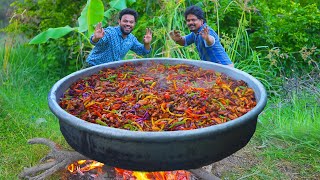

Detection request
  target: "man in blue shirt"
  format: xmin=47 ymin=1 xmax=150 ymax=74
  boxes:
xmin=86 ymin=8 xmax=152 ymax=66
xmin=170 ymin=6 xmax=234 ymax=67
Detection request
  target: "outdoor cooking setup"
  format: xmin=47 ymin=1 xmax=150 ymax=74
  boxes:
xmin=20 ymin=58 xmax=267 ymax=179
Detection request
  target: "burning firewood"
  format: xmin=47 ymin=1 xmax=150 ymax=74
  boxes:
xmin=18 ymin=138 xmax=91 ymax=180
xmin=19 ymin=138 xmax=220 ymax=180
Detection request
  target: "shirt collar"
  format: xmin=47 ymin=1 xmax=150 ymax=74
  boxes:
xmin=116 ymin=26 xmax=123 ymax=36
xmin=116 ymin=26 xmax=132 ymax=39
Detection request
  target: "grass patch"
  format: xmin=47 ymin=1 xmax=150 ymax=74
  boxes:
xmin=0 ymin=108 xmax=65 ymax=178
xmin=252 ymin=93 xmax=320 ymax=179
xmin=0 ymin=39 xmax=68 ymax=178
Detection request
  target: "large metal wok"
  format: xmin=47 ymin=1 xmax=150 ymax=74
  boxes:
xmin=48 ymin=58 xmax=267 ymax=171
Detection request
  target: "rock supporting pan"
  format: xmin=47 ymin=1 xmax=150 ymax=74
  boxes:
xmin=48 ymin=58 xmax=267 ymax=171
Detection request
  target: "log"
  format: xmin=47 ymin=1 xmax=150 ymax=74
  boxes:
xmin=19 ymin=138 xmax=221 ymax=180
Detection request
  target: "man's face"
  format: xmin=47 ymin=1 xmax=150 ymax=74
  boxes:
xmin=118 ymin=14 xmax=136 ymax=35
xmin=186 ymin=14 xmax=203 ymax=32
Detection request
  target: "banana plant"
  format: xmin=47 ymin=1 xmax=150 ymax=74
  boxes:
xmin=110 ymin=0 xmax=136 ymax=10
xmin=29 ymin=0 xmax=136 ymax=44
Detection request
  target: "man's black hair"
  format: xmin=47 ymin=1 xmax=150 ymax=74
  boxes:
xmin=119 ymin=8 xmax=138 ymax=22
xmin=184 ymin=5 xmax=206 ymax=23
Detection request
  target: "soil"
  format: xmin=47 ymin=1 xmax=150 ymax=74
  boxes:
xmin=204 ymin=144 xmax=261 ymax=178
xmin=205 ymin=142 xmax=320 ymax=180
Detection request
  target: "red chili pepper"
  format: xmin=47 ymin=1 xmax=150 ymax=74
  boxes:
xmin=112 ymin=104 xmax=121 ymax=110
xmin=141 ymin=76 xmax=154 ymax=80
xmin=93 ymin=110 xmax=102 ymax=118
xmin=164 ymin=92 xmax=170 ymax=100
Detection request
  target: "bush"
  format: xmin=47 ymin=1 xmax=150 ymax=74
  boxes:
xmin=3 ymin=0 xmax=88 ymax=75
xmin=251 ymin=1 xmax=320 ymax=53
xmin=5 ymin=0 xmax=86 ymax=37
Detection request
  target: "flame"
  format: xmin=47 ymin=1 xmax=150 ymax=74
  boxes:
xmin=115 ymin=167 xmax=191 ymax=180
xmin=67 ymin=160 xmax=104 ymax=174
xmin=67 ymin=160 xmax=191 ymax=180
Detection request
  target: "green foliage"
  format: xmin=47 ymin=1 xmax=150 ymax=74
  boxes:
xmin=235 ymin=50 xmax=283 ymax=95
xmin=2 ymin=0 xmax=88 ymax=74
xmin=0 ymin=0 xmax=15 ymax=28
xmin=251 ymin=1 xmax=320 ymax=52
xmin=6 ymin=0 xmax=86 ymax=37
xmin=78 ymin=0 xmax=104 ymax=36
xmin=29 ymin=26 xmax=75 ymax=44
xmin=0 ymin=37 xmax=60 ymax=88
xmin=110 ymin=0 xmax=136 ymax=10
xmin=29 ymin=0 xmax=105 ymax=44
xmin=248 ymin=1 xmax=320 ymax=78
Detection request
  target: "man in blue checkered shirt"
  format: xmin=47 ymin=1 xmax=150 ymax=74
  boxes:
xmin=86 ymin=8 xmax=152 ymax=66
xmin=170 ymin=6 xmax=234 ymax=67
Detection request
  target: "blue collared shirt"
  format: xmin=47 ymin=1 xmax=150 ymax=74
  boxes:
xmin=184 ymin=23 xmax=232 ymax=65
xmin=86 ymin=26 xmax=151 ymax=66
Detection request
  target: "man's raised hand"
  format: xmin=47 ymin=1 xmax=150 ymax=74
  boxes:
xmin=143 ymin=28 xmax=152 ymax=44
xmin=200 ymin=26 xmax=214 ymax=46
xmin=93 ymin=22 xmax=105 ymax=42
xmin=199 ymin=26 xmax=210 ymax=40
xmin=169 ymin=30 xmax=182 ymax=42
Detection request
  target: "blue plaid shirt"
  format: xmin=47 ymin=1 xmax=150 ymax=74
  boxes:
xmin=86 ymin=26 xmax=151 ymax=66
xmin=184 ymin=23 xmax=232 ymax=65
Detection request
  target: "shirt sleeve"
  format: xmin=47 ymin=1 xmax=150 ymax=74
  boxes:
xmin=209 ymin=29 xmax=232 ymax=65
xmin=209 ymin=29 xmax=220 ymax=45
xmin=203 ymin=35 xmax=215 ymax=47
xmin=130 ymin=36 xmax=151 ymax=55
xmin=184 ymin=33 xmax=195 ymax=46
xmin=89 ymin=28 xmax=110 ymax=46
xmin=90 ymin=35 xmax=100 ymax=45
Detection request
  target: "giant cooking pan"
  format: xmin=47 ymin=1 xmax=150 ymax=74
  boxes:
xmin=48 ymin=58 xmax=267 ymax=171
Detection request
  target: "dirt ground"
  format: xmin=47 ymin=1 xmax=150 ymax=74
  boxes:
xmin=211 ymin=149 xmax=258 ymax=176
xmin=202 ymin=145 xmax=261 ymax=179
xmin=203 ymin=143 xmax=319 ymax=180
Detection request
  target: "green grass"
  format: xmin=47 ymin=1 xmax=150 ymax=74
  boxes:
xmin=216 ymin=92 xmax=319 ymax=180
xmin=0 ymin=40 xmax=68 ymax=179
xmin=1 ymin=39 xmax=319 ymax=179
xmin=252 ymin=94 xmax=320 ymax=179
